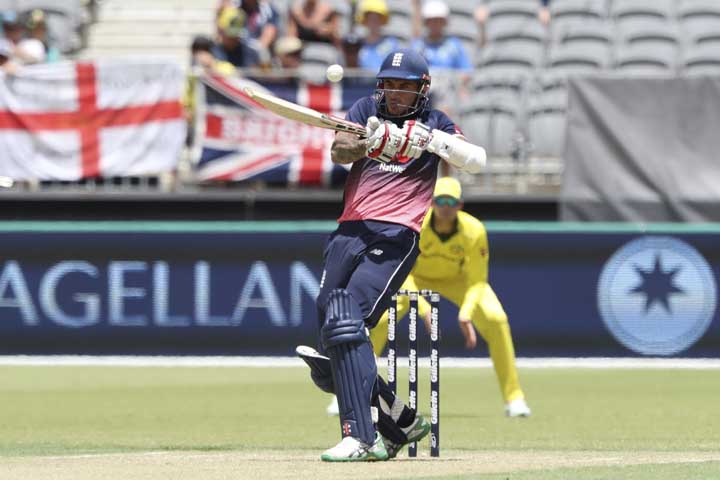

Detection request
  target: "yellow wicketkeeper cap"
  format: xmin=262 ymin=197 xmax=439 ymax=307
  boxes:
xmin=433 ymin=177 xmax=462 ymax=200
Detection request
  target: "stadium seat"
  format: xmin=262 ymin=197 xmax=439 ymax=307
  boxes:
xmin=678 ymin=0 xmax=720 ymax=34
xmin=486 ymin=18 xmax=546 ymax=43
xmin=555 ymin=22 xmax=614 ymax=46
xmin=619 ymin=26 xmax=681 ymax=65
xmin=553 ymin=23 xmax=613 ymax=65
xmin=383 ymin=14 xmax=413 ymax=41
xmin=461 ymin=39 xmax=478 ymax=64
xmin=690 ymin=30 xmax=720 ymax=49
xmin=484 ymin=22 xmax=546 ymax=64
xmin=611 ymin=0 xmax=675 ymax=33
xmin=459 ymin=97 xmax=523 ymax=158
xmin=478 ymin=43 xmax=541 ymax=77
xmin=615 ymin=46 xmax=676 ymax=75
xmin=526 ymin=98 xmax=566 ymax=159
xmin=532 ymin=70 xmax=570 ymax=105
xmin=549 ymin=0 xmax=607 ymax=42
xmin=301 ymin=42 xmax=340 ymax=66
xmin=385 ymin=0 xmax=413 ymax=19
xmin=682 ymin=44 xmax=720 ymax=75
xmin=446 ymin=0 xmax=477 ymax=19
xmin=447 ymin=14 xmax=480 ymax=47
xmin=547 ymin=42 xmax=611 ymax=73
xmin=471 ymin=70 xmax=527 ymax=105
xmin=483 ymin=0 xmax=540 ymax=3
xmin=485 ymin=1 xmax=540 ymax=40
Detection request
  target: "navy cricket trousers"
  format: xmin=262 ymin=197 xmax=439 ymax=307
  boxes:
xmin=316 ymin=220 xmax=420 ymax=334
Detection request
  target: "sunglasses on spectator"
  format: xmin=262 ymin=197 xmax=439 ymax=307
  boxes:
xmin=434 ymin=196 xmax=459 ymax=207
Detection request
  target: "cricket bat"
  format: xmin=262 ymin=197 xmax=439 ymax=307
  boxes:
xmin=243 ymin=87 xmax=367 ymax=138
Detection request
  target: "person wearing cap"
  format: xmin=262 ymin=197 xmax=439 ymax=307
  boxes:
xmin=355 ymin=0 xmax=400 ymax=71
xmin=300 ymin=49 xmax=486 ymax=462
xmin=273 ymin=36 xmax=303 ymax=69
xmin=212 ymin=8 xmax=261 ymax=67
xmin=369 ymin=177 xmax=532 ymax=418
xmin=217 ymin=0 xmax=279 ymax=50
xmin=410 ymin=0 xmax=473 ymax=73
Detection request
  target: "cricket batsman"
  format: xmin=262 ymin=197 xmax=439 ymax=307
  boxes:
xmin=297 ymin=49 xmax=487 ymax=462
xmin=369 ymin=177 xmax=531 ymax=417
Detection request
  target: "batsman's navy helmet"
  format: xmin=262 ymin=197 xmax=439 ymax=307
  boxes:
xmin=375 ymin=48 xmax=431 ymax=119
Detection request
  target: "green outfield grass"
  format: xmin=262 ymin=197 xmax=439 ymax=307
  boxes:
xmin=1 ymin=365 xmax=719 ymax=479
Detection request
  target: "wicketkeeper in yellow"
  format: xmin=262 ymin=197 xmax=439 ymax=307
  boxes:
xmin=370 ymin=176 xmax=531 ymax=417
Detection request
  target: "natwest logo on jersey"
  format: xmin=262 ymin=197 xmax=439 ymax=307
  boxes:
xmin=378 ymin=163 xmax=405 ymax=173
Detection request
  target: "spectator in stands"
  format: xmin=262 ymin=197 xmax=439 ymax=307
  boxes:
xmin=16 ymin=10 xmax=60 ymax=64
xmin=341 ymin=32 xmax=363 ymax=69
xmin=287 ymin=0 xmax=341 ymax=48
xmin=193 ymin=35 xmax=237 ymax=76
xmin=273 ymin=36 xmax=303 ymax=70
xmin=184 ymin=36 xmax=238 ymax=146
xmin=217 ymin=0 xmax=280 ymax=64
xmin=356 ymin=0 xmax=400 ymax=71
xmin=212 ymin=8 xmax=261 ymax=68
xmin=2 ymin=12 xmax=24 ymax=47
xmin=411 ymin=1 xmax=472 ymax=73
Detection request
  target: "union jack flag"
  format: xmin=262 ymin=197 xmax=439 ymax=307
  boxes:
xmin=194 ymin=73 xmax=374 ymax=187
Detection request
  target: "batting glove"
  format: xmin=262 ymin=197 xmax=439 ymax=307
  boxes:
xmin=365 ymin=116 xmax=404 ymax=163
xmin=398 ymin=120 xmax=432 ymax=160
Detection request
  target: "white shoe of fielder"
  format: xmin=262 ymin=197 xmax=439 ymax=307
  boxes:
xmin=326 ymin=395 xmax=339 ymax=416
xmin=505 ymin=398 xmax=531 ymax=418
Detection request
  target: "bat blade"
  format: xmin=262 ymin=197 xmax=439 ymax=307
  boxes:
xmin=243 ymin=87 xmax=366 ymax=137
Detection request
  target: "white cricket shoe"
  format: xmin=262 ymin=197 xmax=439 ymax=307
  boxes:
xmin=505 ymin=398 xmax=531 ymax=417
xmin=321 ymin=432 xmax=389 ymax=462
xmin=326 ymin=395 xmax=339 ymax=416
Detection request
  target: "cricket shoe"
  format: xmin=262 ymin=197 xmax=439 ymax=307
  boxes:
xmin=320 ymin=432 xmax=389 ymax=462
xmin=383 ymin=413 xmax=431 ymax=459
xmin=505 ymin=398 xmax=531 ymax=418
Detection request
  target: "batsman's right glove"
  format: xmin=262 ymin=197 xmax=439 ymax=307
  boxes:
xmin=366 ymin=116 xmax=403 ymax=163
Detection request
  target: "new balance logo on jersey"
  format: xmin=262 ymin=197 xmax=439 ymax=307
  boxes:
xmin=392 ymin=53 xmax=403 ymax=66
xmin=379 ymin=163 xmax=405 ymax=173
xmin=369 ymin=249 xmax=383 ymax=256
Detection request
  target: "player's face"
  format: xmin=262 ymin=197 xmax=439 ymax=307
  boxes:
xmin=425 ymin=17 xmax=447 ymax=38
xmin=383 ymin=79 xmax=420 ymax=116
xmin=433 ymin=196 xmax=462 ymax=221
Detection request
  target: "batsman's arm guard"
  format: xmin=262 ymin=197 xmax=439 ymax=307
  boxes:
xmin=427 ymin=130 xmax=486 ymax=174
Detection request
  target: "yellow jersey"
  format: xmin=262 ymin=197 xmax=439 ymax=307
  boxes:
xmin=412 ymin=209 xmax=490 ymax=318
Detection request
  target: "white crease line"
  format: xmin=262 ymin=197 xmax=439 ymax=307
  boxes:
xmin=0 ymin=356 xmax=719 ymax=369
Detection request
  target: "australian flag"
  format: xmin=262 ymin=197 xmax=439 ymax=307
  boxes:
xmin=195 ymin=73 xmax=374 ymax=186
